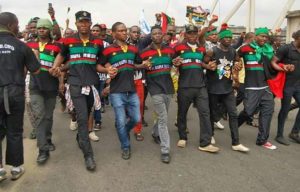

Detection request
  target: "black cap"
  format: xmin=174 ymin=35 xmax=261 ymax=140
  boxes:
xmin=75 ymin=11 xmax=91 ymax=21
xmin=185 ymin=25 xmax=198 ymax=33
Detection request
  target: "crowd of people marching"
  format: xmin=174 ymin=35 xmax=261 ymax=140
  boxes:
xmin=0 ymin=4 xmax=299 ymax=182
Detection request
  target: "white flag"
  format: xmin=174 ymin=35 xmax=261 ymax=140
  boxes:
xmin=139 ymin=9 xmax=151 ymax=34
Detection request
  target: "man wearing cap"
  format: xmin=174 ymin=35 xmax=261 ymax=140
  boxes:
xmin=50 ymin=11 xmax=104 ymax=171
xmin=205 ymin=24 xmax=249 ymax=152
xmin=0 ymin=12 xmax=40 ymax=181
xmin=238 ymin=27 xmax=277 ymax=150
xmin=27 ymin=18 xmax=61 ymax=164
xmin=99 ymin=24 xmax=113 ymax=44
xmin=174 ymin=25 xmax=219 ymax=153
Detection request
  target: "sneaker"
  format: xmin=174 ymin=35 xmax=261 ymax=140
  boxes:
xmin=211 ymin=137 xmax=216 ymax=145
xmin=275 ymin=136 xmax=290 ymax=146
xmin=94 ymin=123 xmax=102 ymax=131
xmin=48 ymin=139 xmax=56 ymax=151
xmin=122 ymin=149 xmax=131 ymax=160
xmin=29 ymin=129 xmax=36 ymax=139
xmin=177 ymin=140 xmax=186 ymax=148
xmin=198 ymin=144 xmax=220 ymax=153
xmin=0 ymin=169 xmax=7 ymax=182
xmin=70 ymin=120 xmax=78 ymax=131
xmin=289 ymin=133 xmax=300 ymax=143
xmin=11 ymin=167 xmax=25 ymax=180
xmin=89 ymin=131 xmax=99 ymax=142
xmin=214 ymin=121 xmax=224 ymax=130
xmin=262 ymin=142 xmax=277 ymax=150
xmin=232 ymin=144 xmax=250 ymax=152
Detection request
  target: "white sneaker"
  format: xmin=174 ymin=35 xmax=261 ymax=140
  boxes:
xmin=214 ymin=121 xmax=224 ymax=129
xmin=0 ymin=168 xmax=7 ymax=182
xmin=177 ymin=140 xmax=187 ymax=148
xmin=89 ymin=131 xmax=99 ymax=142
xmin=232 ymin=144 xmax=250 ymax=152
xmin=198 ymin=144 xmax=220 ymax=153
xmin=70 ymin=120 xmax=78 ymax=131
xmin=211 ymin=137 xmax=216 ymax=145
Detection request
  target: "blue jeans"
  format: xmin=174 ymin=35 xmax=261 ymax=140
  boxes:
xmin=110 ymin=92 xmax=140 ymax=150
xmin=94 ymin=80 xmax=106 ymax=124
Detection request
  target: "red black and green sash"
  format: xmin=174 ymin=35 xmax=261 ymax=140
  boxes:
xmin=239 ymin=45 xmax=264 ymax=71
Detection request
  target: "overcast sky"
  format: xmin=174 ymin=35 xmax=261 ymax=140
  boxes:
xmin=1 ymin=0 xmax=299 ymax=30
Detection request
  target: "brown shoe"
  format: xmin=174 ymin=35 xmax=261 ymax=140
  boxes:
xmin=134 ymin=133 xmax=144 ymax=141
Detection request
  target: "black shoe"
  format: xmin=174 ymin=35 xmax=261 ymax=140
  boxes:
xmin=48 ymin=140 xmax=56 ymax=151
xmin=275 ymin=136 xmax=290 ymax=145
xmin=152 ymin=134 xmax=161 ymax=144
xmin=85 ymin=156 xmax=96 ymax=171
xmin=161 ymin=153 xmax=170 ymax=164
xmin=122 ymin=149 xmax=131 ymax=160
xmin=94 ymin=123 xmax=102 ymax=131
xmin=37 ymin=150 xmax=49 ymax=164
xmin=289 ymin=133 xmax=300 ymax=143
xmin=142 ymin=119 xmax=148 ymax=127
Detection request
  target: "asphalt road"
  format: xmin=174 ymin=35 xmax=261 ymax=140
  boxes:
xmin=1 ymin=97 xmax=300 ymax=192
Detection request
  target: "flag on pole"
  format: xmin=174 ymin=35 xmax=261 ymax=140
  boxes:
xmin=139 ymin=9 xmax=151 ymax=34
xmin=161 ymin=12 xmax=173 ymax=33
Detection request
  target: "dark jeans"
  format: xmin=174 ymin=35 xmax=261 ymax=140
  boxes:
xmin=70 ymin=85 xmax=94 ymax=159
xmin=177 ymin=87 xmax=212 ymax=147
xmin=30 ymin=89 xmax=56 ymax=151
xmin=238 ymin=88 xmax=274 ymax=145
xmin=277 ymin=85 xmax=300 ymax=136
xmin=94 ymin=80 xmax=106 ymax=124
xmin=0 ymin=85 xmax=25 ymax=167
xmin=209 ymin=92 xmax=239 ymax=145
xmin=236 ymin=83 xmax=245 ymax=107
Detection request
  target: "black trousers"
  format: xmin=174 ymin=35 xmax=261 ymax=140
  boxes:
xmin=238 ymin=88 xmax=274 ymax=145
xmin=209 ymin=92 xmax=239 ymax=145
xmin=177 ymin=87 xmax=212 ymax=147
xmin=0 ymin=85 xmax=25 ymax=167
xmin=277 ymin=85 xmax=300 ymax=137
xmin=70 ymin=85 xmax=94 ymax=159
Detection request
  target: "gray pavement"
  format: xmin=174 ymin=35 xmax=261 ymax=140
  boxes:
xmin=1 ymin=97 xmax=300 ymax=192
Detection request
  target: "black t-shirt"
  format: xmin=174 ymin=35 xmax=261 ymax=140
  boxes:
xmin=140 ymin=44 xmax=175 ymax=95
xmin=100 ymin=43 xmax=140 ymax=93
xmin=0 ymin=32 xmax=40 ymax=87
xmin=206 ymin=46 xmax=236 ymax=94
xmin=60 ymin=33 xmax=104 ymax=86
xmin=27 ymin=40 xmax=61 ymax=92
xmin=174 ymin=42 xmax=206 ymax=88
xmin=276 ymin=43 xmax=300 ymax=86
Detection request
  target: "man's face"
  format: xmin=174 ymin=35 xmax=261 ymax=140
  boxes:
xmin=167 ymin=25 xmax=176 ymax=37
xmin=37 ymin=27 xmax=50 ymax=39
xmin=151 ymin=28 xmax=163 ymax=44
xmin=28 ymin=22 xmax=37 ymax=35
xmin=64 ymin=29 xmax=74 ymax=38
xmin=220 ymin=37 xmax=232 ymax=47
xmin=256 ymin=34 xmax=268 ymax=46
xmin=207 ymin=33 xmax=218 ymax=43
xmin=130 ymin=26 xmax=140 ymax=41
xmin=100 ymin=28 xmax=107 ymax=36
xmin=75 ymin=19 xmax=92 ymax=35
xmin=91 ymin=26 xmax=101 ymax=37
xmin=113 ymin=24 xmax=127 ymax=42
xmin=185 ymin=31 xmax=198 ymax=44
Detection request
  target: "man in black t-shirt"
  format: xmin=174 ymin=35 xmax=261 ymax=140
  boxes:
xmin=205 ymin=26 xmax=249 ymax=152
xmin=272 ymin=30 xmax=300 ymax=145
xmin=0 ymin=12 xmax=40 ymax=181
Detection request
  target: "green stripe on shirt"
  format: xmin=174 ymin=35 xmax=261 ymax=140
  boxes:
xmin=39 ymin=52 xmax=55 ymax=63
xmin=109 ymin=52 xmax=135 ymax=64
xmin=151 ymin=56 xmax=172 ymax=66
xmin=69 ymin=46 xmax=99 ymax=55
xmin=181 ymin=52 xmax=203 ymax=60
